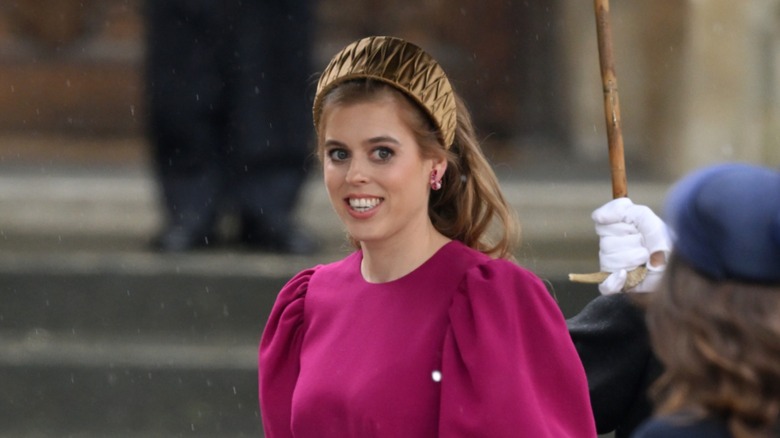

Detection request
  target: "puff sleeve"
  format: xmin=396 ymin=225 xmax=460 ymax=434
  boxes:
xmin=439 ymin=260 xmax=597 ymax=437
xmin=258 ymin=267 xmax=317 ymax=438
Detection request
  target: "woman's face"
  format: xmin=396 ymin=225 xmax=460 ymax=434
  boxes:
xmin=320 ymin=96 xmax=445 ymax=247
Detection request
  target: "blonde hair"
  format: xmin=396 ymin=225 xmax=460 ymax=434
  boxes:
xmin=316 ymin=80 xmax=519 ymax=259
xmin=647 ymin=257 xmax=780 ymax=438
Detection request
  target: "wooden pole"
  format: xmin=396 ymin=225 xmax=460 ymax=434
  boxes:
xmin=569 ymin=0 xmax=649 ymax=286
xmin=594 ymin=0 xmax=627 ymax=199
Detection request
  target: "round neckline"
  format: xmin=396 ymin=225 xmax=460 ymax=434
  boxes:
xmin=357 ymin=240 xmax=460 ymax=286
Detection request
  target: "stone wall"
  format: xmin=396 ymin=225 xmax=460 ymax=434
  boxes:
xmin=0 ymin=0 xmax=143 ymax=135
xmin=1 ymin=0 xmax=778 ymax=178
xmin=561 ymin=0 xmax=780 ymax=178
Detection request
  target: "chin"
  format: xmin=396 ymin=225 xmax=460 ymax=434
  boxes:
xmin=346 ymin=231 xmax=380 ymax=244
xmin=346 ymin=225 xmax=392 ymax=245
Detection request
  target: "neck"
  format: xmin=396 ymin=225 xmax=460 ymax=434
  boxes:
xmin=360 ymin=223 xmax=450 ymax=283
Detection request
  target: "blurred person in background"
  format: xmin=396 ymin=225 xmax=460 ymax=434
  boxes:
xmin=571 ymin=163 xmax=780 ymax=438
xmin=143 ymin=0 xmax=317 ymax=254
xmin=633 ymin=163 xmax=780 ymax=437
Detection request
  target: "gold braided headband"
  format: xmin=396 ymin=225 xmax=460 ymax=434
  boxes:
xmin=313 ymin=36 xmax=457 ymax=149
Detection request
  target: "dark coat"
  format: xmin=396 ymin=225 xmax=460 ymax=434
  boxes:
xmin=568 ymin=293 xmax=663 ymax=438
xmin=632 ymin=414 xmax=732 ymax=438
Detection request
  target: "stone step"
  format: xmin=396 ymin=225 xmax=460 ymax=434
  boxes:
xmin=0 ymin=260 xmax=275 ymax=437
xmin=0 ymin=163 xmax=669 ymax=266
xmin=2 ymin=362 xmax=261 ymax=437
xmin=0 ymin=264 xmax=282 ymax=339
xmin=0 ymin=252 xmax=601 ymax=336
xmin=0 ymin=151 xmax=666 ymax=436
xmin=0 ymin=251 xmax=601 ymax=437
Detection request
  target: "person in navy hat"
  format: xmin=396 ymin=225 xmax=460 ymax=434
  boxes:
xmin=569 ymin=162 xmax=780 ymax=437
xmin=627 ymin=163 xmax=780 ymax=437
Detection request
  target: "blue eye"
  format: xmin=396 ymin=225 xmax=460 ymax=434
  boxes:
xmin=372 ymin=147 xmax=393 ymax=161
xmin=327 ymin=148 xmax=349 ymax=162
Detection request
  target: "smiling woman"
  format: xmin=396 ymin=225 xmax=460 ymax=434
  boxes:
xmin=320 ymin=95 xmax=445 ymax=272
xmin=257 ymin=36 xmax=597 ymax=438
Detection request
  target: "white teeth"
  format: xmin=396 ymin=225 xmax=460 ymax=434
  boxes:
xmin=349 ymin=198 xmax=381 ymax=212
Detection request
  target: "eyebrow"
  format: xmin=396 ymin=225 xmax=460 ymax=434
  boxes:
xmin=323 ymin=139 xmax=346 ymax=148
xmin=323 ymin=136 xmax=401 ymax=148
xmin=366 ymin=135 xmax=400 ymax=145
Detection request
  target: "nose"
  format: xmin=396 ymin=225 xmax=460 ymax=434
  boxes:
xmin=345 ymin=158 xmax=369 ymax=184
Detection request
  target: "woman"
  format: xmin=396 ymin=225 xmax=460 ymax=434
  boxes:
xmin=633 ymin=163 xmax=780 ymax=437
xmin=258 ymin=36 xmax=596 ymax=437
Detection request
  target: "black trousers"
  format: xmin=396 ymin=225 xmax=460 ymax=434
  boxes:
xmin=144 ymin=0 xmax=314 ymax=236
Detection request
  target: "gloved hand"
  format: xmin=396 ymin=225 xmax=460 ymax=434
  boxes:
xmin=592 ymin=198 xmax=671 ymax=295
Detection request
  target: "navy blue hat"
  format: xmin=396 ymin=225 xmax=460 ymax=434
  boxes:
xmin=664 ymin=163 xmax=780 ymax=284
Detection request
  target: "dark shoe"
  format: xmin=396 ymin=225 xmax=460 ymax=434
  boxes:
xmin=152 ymin=226 xmax=216 ymax=252
xmin=265 ymin=228 xmax=320 ymax=255
xmin=241 ymin=223 xmax=319 ymax=255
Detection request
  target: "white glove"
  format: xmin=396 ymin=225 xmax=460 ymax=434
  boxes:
xmin=592 ymin=198 xmax=671 ymax=295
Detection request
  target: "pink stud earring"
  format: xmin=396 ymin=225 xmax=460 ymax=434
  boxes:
xmin=430 ymin=170 xmax=442 ymax=191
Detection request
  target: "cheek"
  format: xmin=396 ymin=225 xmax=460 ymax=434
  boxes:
xmin=395 ymin=170 xmax=430 ymax=202
xmin=323 ymin=166 xmax=341 ymax=196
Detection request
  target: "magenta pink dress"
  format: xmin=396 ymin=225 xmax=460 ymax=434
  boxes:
xmin=259 ymin=240 xmax=596 ymax=437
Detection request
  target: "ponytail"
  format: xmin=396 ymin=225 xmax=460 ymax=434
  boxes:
xmin=429 ymin=94 xmax=519 ymax=259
